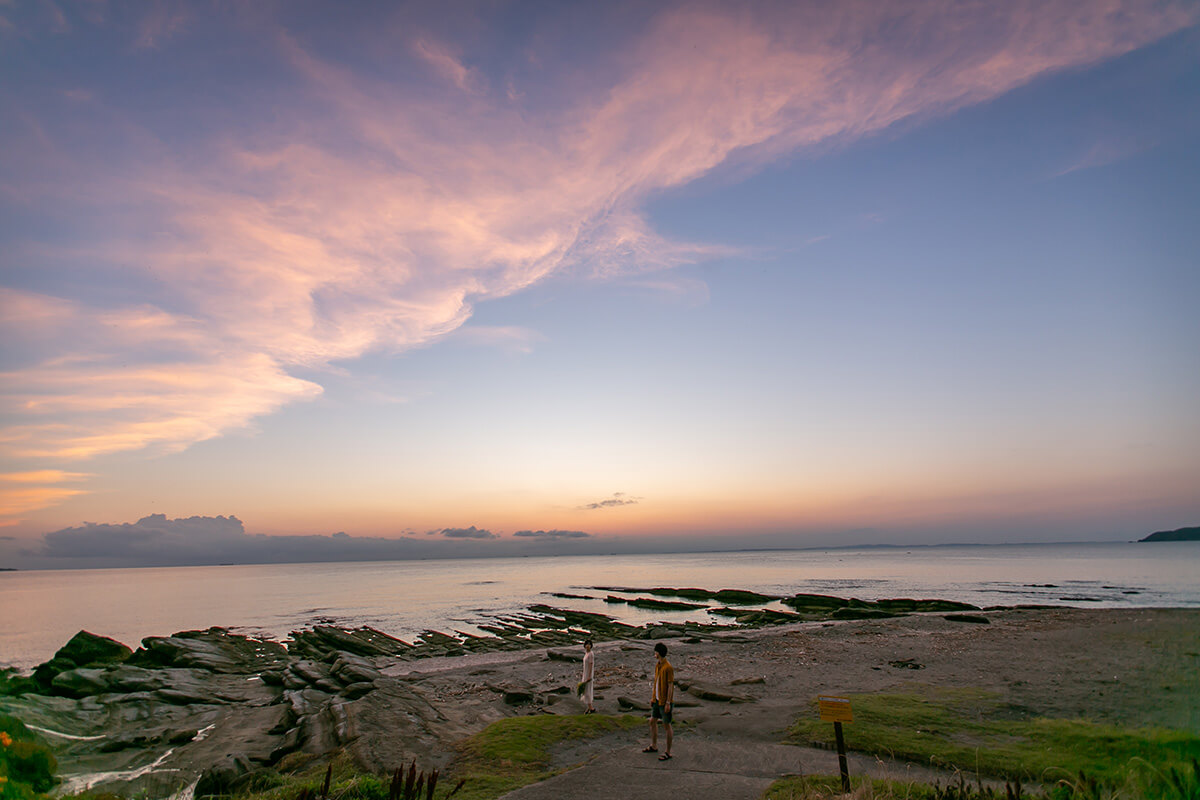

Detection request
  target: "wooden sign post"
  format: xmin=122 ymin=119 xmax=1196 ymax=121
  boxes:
xmin=817 ymin=695 xmax=853 ymax=792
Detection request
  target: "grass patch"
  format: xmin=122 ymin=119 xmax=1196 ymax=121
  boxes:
xmin=788 ymin=687 xmax=1200 ymax=789
xmin=449 ymin=713 xmax=642 ymax=800
xmin=764 ymin=774 xmax=986 ymax=799
xmin=766 ymin=761 xmax=1200 ymax=799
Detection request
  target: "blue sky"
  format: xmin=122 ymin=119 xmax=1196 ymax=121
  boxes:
xmin=1 ymin=1 xmax=1198 ymax=567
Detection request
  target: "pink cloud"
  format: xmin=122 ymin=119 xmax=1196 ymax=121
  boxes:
xmin=412 ymin=36 xmax=483 ymax=93
xmin=0 ymin=469 xmax=89 ymax=525
xmin=0 ymin=0 xmax=1193 ymax=519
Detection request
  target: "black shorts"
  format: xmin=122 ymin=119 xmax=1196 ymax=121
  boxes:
xmin=651 ymin=702 xmax=673 ymax=724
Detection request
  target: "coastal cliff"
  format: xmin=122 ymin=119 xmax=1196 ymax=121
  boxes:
xmin=1140 ymin=526 xmax=1200 ymax=542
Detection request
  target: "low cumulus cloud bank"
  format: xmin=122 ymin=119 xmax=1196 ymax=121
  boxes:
xmin=431 ymin=526 xmax=498 ymax=540
xmin=513 ymin=529 xmax=591 ymax=539
xmin=29 ymin=515 xmax=594 ymax=567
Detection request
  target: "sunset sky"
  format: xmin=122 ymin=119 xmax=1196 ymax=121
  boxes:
xmin=2 ymin=0 xmax=1198 ymax=567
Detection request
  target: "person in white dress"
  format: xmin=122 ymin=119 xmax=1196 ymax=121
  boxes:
xmin=581 ymin=639 xmax=596 ymax=713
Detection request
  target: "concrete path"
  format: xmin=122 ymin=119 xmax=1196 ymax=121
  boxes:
xmin=500 ymin=740 xmax=959 ymax=800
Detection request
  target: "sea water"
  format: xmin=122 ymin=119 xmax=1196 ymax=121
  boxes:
xmin=3 ymin=541 xmax=1197 ymax=671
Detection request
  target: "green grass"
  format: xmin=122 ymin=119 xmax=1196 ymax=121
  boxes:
xmin=449 ymin=713 xmax=643 ymax=800
xmin=787 ymin=687 xmax=1200 ymax=789
xmin=766 ymin=762 xmax=1200 ymax=799
xmin=764 ymin=774 xmax=975 ymax=799
xmin=2 ymin=714 xmax=58 ymax=800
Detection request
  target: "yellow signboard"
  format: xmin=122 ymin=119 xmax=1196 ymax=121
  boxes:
xmin=818 ymin=695 xmax=853 ymax=723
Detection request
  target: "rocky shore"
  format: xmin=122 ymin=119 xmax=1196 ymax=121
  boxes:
xmin=2 ymin=590 xmax=1195 ymax=799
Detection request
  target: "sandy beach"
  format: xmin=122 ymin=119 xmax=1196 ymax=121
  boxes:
xmin=390 ymin=605 xmax=1200 ymax=748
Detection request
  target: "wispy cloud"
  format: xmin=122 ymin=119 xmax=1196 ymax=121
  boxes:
xmin=135 ymin=0 xmax=189 ymax=50
xmin=450 ymin=325 xmax=546 ymax=355
xmin=0 ymin=470 xmax=89 ymax=525
xmin=412 ymin=36 xmax=483 ymax=93
xmin=579 ymin=492 xmax=640 ymax=511
xmin=1054 ymin=137 xmax=1149 ymax=177
xmin=1 ymin=0 xmax=1193 ymax=520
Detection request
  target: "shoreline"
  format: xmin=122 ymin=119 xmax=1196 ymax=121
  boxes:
xmin=2 ymin=598 xmax=1198 ymax=798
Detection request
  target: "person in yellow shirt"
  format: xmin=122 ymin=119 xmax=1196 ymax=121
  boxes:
xmin=643 ymin=642 xmax=674 ymax=760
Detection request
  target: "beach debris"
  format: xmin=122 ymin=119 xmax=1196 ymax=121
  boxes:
xmin=731 ymin=676 xmax=766 ymax=685
xmin=888 ymin=658 xmax=925 ymax=670
xmin=617 ymin=696 xmax=650 ymax=711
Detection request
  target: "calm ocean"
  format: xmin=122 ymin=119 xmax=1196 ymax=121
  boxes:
xmin=3 ymin=541 xmax=1197 ymax=672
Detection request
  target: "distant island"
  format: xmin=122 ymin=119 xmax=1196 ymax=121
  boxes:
xmin=1140 ymin=526 xmax=1200 ymax=542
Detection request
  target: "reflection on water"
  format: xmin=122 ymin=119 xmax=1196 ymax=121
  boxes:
xmin=3 ymin=541 xmax=1197 ymax=671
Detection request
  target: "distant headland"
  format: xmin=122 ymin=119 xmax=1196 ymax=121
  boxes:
xmin=1140 ymin=526 xmax=1200 ymax=542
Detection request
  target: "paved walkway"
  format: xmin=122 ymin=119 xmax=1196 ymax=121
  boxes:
xmin=501 ymin=740 xmax=959 ymax=800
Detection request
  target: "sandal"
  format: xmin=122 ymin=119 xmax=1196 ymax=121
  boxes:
xmin=658 ymin=753 xmax=672 ymax=761
xmin=642 ymin=746 xmax=657 ymax=753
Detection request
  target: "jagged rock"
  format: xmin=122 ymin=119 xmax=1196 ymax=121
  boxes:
xmin=156 ymin=687 xmax=222 ymax=705
xmin=782 ymin=593 xmax=851 ymax=610
xmin=289 ymin=660 xmax=331 ymax=686
xmin=712 ymin=589 xmax=780 ymax=605
xmin=297 ymin=698 xmax=351 ymax=753
xmin=339 ymin=681 xmax=376 ymax=699
xmin=288 ymin=626 xmax=411 ymax=660
xmin=50 ymin=667 xmax=111 ymax=697
xmin=195 ymin=752 xmax=254 ymax=798
xmin=626 ymin=597 xmax=706 ymax=611
xmin=269 ymin=727 xmax=302 ymax=763
xmin=260 ymin=670 xmax=285 ymax=686
xmin=639 ymin=626 xmax=677 ymax=640
xmin=330 ymin=654 xmax=383 ymax=685
xmin=282 ymin=688 xmax=332 ymax=718
xmin=618 ymin=696 xmax=650 ymax=711
xmin=682 ymin=680 xmax=757 ymax=703
xmin=503 ymin=690 xmax=535 ymax=705
xmin=166 ymin=728 xmax=198 ymax=744
xmin=876 ymin=598 xmax=979 ymax=613
xmin=707 ymin=608 xmax=801 ymax=626
xmin=944 ymin=614 xmax=990 ymax=624
xmin=130 ymin=628 xmax=288 ymax=673
xmin=99 ymin=731 xmax=155 ymax=752
xmin=546 ymin=649 xmax=583 ymax=663
xmin=106 ymin=665 xmax=166 ymax=693
xmin=32 ymin=631 xmax=132 ymax=688
xmin=281 ymin=671 xmax=308 ymax=690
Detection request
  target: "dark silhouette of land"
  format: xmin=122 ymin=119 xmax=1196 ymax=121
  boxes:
xmin=1140 ymin=526 xmax=1200 ymax=542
